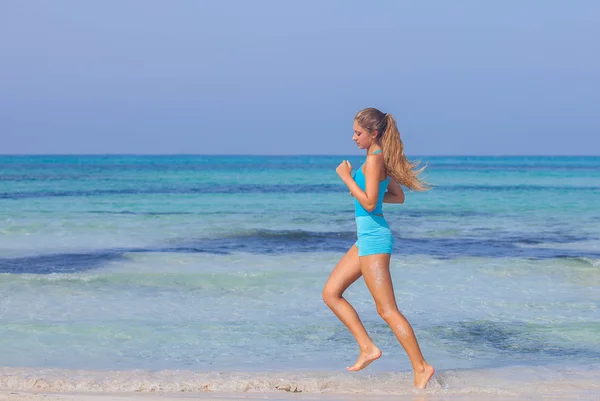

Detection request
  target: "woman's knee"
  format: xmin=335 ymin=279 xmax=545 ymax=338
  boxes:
xmin=322 ymin=286 xmax=342 ymax=307
xmin=376 ymin=303 xmax=398 ymax=322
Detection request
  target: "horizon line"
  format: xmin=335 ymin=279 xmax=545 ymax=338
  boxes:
xmin=0 ymin=153 xmax=599 ymax=158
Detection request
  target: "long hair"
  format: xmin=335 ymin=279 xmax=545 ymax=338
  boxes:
xmin=355 ymin=107 xmax=430 ymax=191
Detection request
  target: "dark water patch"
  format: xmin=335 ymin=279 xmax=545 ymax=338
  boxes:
xmin=166 ymin=232 xmax=595 ymax=258
xmin=0 ymin=174 xmax=47 ymax=181
xmin=2 ymin=228 xmax=598 ymax=275
xmin=0 ymin=189 xmax=160 ymax=200
xmin=436 ymin=185 xmax=600 ymax=192
xmin=0 ymin=155 xmax=353 ymax=172
xmin=1 ymin=163 xmax=314 ymax=173
xmin=0 ymin=174 xmax=94 ymax=181
xmin=82 ymin=209 xmax=490 ymax=219
xmin=0 ymin=252 xmax=128 ymax=274
xmin=167 ymin=230 xmax=357 ymax=255
xmin=3 ymin=183 xmax=598 ymax=200
xmin=432 ymin=320 xmax=600 ymax=360
xmin=155 ymin=229 xmax=598 ymax=259
xmin=401 ymin=210 xmax=491 ymax=218
xmin=0 ymin=230 xmax=355 ymax=274
xmin=169 ymin=222 xmax=592 ymax=259
xmin=390 ymin=235 xmax=600 ymax=260
xmin=0 ymin=245 xmax=232 ymax=274
xmin=0 ymin=230 xmax=358 ymax=274
xmin=507 ymin=232 xmax=590 ymax=245
xmin=87 ymin=210 xmax=195 ymax=216
xmin=161 ymin=229 xmax=599 ymax=259
xmin=0 ymin=184 xmax=347 ymax=199
xmin=427 ymin=163 xmax=600 ymax=172
xmin=3 ymin=243 xmax=600 ymax=276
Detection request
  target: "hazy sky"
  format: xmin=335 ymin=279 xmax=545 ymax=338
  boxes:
xmin=1 ymin=1 xmax=598 ymax=155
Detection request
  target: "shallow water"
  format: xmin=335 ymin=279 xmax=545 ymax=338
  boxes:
xmin=1 ymin=156 xmax=599 ymax=394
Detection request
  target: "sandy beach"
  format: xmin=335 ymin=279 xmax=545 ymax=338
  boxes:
xmin=2 ymin=390 xmax=598 ymax=401
xmin=1 ymin=365 xmax=599 ymax=401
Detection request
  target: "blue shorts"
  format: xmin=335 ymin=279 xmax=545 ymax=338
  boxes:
xmin=354 ymin=215 xmax=394 ymax=256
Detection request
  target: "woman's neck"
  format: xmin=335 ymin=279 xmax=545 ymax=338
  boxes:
xmin=367 ymin=144 xmax=382 ymax=155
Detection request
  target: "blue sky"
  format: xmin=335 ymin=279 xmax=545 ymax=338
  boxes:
xmin=1 ymin=1 xmax=598 ymax=155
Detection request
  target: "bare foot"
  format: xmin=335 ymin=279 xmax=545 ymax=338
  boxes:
xmin=346 ymin=346 xmax=382 ymax=372
xmin=414 ymin=364 xmax=435 ymax=389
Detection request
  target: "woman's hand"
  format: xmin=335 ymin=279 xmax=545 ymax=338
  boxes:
xmin=336 ymin=160 xmax=352 ymax=180
xmin=383 ymin=179 xmax=405 ymax=204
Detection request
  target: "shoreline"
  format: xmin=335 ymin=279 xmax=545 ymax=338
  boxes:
xmin=1 ymin=390 xmax=597 ymax=401
xmin=1 ymin=366 xmax=599 ymax=401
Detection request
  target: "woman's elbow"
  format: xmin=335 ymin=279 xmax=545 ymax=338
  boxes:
xmin=364 ymin=203 xmax=376 ymax=212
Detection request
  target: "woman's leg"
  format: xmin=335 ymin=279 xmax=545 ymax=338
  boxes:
xmin=359 ymin=253 xmax=435 ymax=388
xmin=322 ymin=244 xmax=382 ymax=371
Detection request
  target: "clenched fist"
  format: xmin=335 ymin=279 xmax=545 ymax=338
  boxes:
xmin=336 ymin=160 xmax=352 ymax=180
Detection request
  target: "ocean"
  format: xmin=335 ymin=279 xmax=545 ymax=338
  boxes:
xmin=0 ymin=155 xmax=599 ymax=397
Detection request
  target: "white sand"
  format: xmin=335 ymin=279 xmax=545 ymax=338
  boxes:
xmin=2 ymin=366 xmax=599 ymax=401
xmin=1 ymin=391 xmax=598 ymax=401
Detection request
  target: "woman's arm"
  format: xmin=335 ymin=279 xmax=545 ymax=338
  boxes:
xmin=336 ymin=155 xmax=385 ymax=212
xmin=383 ymin=179 xmax=405 ymax=204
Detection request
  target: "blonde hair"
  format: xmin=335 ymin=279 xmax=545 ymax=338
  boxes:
xmin=355 ymin=107 xmax=430 ymax=191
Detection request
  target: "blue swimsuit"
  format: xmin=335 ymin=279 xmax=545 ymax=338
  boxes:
xmin=353 ymin=150 xmax=394 ymax=256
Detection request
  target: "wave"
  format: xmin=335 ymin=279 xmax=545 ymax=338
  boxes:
xmin=567 ymin=257 xmax=600 ymax=267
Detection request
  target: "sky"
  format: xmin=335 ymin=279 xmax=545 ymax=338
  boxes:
xmin=1 ymin=0 xmax=599 ymax=156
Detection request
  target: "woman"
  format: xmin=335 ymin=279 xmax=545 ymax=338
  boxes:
xmin=322 ymin=107 xmax=435 ymax=389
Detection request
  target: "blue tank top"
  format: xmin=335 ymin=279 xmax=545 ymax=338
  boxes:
xmin=353 ymin=150 xmax=391 ymax=217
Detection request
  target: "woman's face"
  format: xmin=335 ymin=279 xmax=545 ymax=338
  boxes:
xmin=352 ymin=121 xmax=376 ymax=150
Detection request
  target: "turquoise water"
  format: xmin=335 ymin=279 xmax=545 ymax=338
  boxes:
xmin=0 ymin=155 xmax=599 ymax=395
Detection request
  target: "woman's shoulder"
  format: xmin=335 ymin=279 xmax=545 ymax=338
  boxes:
xmin=364 ymin=151 xmax=385 ymax=170
xmin=365 ymin=149 xmax=384 ymax=162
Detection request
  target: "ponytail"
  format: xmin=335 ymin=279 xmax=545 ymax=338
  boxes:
xmin=381 ymin=114 xmax=429 ymax=191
